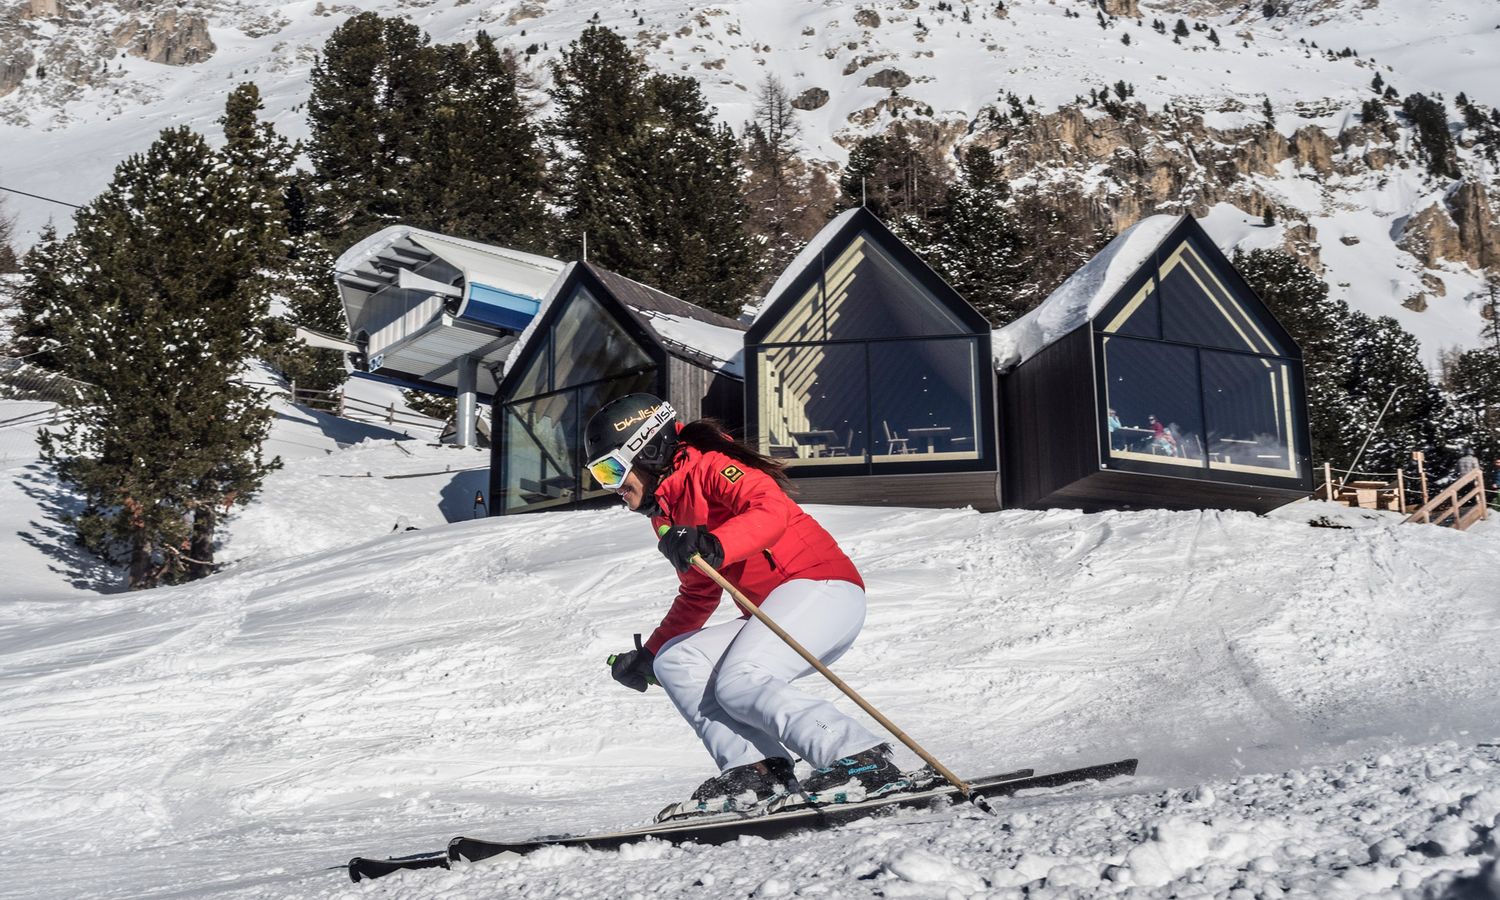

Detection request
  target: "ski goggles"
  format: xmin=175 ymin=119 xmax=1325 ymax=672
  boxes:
xmin=585 ymin=401 xmax=677 ymax=491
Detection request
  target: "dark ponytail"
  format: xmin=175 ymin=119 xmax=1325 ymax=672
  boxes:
xmin=675 ymin=419 xmax=795 ymax=493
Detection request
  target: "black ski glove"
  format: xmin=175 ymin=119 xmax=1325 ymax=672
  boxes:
xmin=610 ymin=646 xmax=657 ymax=692
xmin=657 ymin=524 xmax=725 ymax=573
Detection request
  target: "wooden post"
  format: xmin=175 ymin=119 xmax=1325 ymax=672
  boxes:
xmin=1413 ymin=451 xmax=1429 ymax=507
xmin=387 ymin=403 xmax=396 ymax=425
xmin=1323 ymin=462 xmax=1334 ymax=501
xmin=1395 ymin=470 xmax=1406 ymax=513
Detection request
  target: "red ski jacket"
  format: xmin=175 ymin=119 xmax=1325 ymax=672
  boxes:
xmin=644 ymin=444 xmax=863 ymax=654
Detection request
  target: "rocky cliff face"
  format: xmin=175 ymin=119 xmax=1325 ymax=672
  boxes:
xmin=112 ymin=9 xmax=215 ymax=66
xmin=0 ymin=0 xmax=214 ymax=105
xmin=1400 ymin=180 xmax=1500 ymax=273
xmin=977 ymin=97 xmax=1500 ymax=287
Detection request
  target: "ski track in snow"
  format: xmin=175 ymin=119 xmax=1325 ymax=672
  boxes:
xmin=1 ymin=403 xmax=1499 ymax=898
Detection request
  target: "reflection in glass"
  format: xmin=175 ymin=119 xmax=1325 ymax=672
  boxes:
xmin=869 ymin=339 xmax=981 ymax=459
xmin=503 ymin=393 xmax=577 ymax=511
xmin=1159 ymin=240 xmax=1286 ymax=356
xmin=551 ymin=287 xmax=653 ymax=389
xmin=1100 ymin=281 xmax=1160 ymax=340
xmin=1102 ymin=336 xmax=1205 ymax=468
xmin=757 ymin=344 xmax=867 ymax=464
xmin=502 ymin=370 xmax=658 ymax=512
xmin=763 ymin=234 xmax=969 ymax=344
xmin=1202 ymin=351 xmax=1299 ymax=476
xmin=511 ymin=336 xmax=550 ymax=398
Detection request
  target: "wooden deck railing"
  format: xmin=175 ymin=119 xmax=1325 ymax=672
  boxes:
xmin=1402 ymin=469 xmax=1489 ymax=531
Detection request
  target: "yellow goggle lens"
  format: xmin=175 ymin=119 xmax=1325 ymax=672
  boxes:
xmin=587 ymin=455 xmax=630 ymax=490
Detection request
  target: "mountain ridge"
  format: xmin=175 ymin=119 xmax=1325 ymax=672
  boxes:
xmin=2 ymin=0 xmax=1497 ymax=360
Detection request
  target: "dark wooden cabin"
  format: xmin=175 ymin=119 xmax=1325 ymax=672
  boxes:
xmin=743 ymin=207 xmax=1002 ymax=510
xmin=994 ymin=214 xmax=1314 ymax=512
xmin=490 ymin=262 xmax=745 ymax=515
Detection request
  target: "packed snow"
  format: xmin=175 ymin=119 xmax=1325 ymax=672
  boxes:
xmin=2 ymin=395 xmax=1499 ymax=899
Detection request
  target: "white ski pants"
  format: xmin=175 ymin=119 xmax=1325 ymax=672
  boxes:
xmin=651 ymin=578 xmax=881 ymax=772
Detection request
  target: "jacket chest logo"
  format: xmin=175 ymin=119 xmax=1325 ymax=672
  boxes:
xmin=720 ymin=465 xmax=744 ymax=483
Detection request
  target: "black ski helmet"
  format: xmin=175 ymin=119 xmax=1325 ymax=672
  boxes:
xmin=584 ymin=392 xmax=680 ymax=476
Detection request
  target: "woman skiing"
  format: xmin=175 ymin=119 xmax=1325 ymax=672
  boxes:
xmin=584 ymin=393 xmax=903 ymax=820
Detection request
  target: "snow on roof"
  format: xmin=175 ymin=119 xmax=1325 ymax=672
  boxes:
xmin=499 ymin=263 xmax=748 ymax=379
xmin=991 ymin=214 xmax=1183 ymax=372
xmin=632 ymin=309 xmax=746 ymax=377
xmin=748 ymin=207 xmax=863 ymax=321
xmin=334 ymin=225 xmax=562 ymax=284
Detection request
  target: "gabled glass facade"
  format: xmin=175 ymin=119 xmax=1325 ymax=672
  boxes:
xmin=499 ymin=286 xmax=658 ymax=512
xmin=1096 ymin=231 xmax=1306 ymax=483
xmin=749 ymin=221 xmax=994 ymax=474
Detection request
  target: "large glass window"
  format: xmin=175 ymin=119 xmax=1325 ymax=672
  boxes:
xmin=757 ymin=344 xmax=866 ymax=465
xmin=1096 ymin=233 xmax=1303 ymax=483
xmin=763 ymin=234 xmax=969 ymax=344
xmin=500 ymin=285 xmax=658 ymax=513
xmin=1102 ymin=336 xmax=1205 ymax=468
xmin=755 ymin=336 xmax=984 ymax=469
xmin=552 ymin=288 xmax=652 ymax=388
xmin=1202 ymin=351 xmax=1299 ymax=476
xmin=503 ymin=392 xmax=577 ymax=511
xmin=870 ymin=339 xmax=981 ymax=458
xmin=1158 ymin=239 xmax=1286 ymax=356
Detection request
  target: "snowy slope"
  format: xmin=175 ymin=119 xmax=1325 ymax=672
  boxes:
xmin=2 ymin=398 xmax=1499 ymax=898
xmin=3 ymin=0 xmax=1499 ymax=361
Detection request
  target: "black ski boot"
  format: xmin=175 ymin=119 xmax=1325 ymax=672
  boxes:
xmin=773 ymin=743 xmax=907 ymax=810
xmin=655 ymin=757 xmax=796 ymax=823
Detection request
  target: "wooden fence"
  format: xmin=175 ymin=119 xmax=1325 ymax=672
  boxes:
xmin=1403 ymin=469 xmax=1488 ymax=532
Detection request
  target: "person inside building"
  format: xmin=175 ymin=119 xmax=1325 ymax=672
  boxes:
xmin=1148 ymin=414 xmax=1179 ymax=456
xmin=1107 ymin=408 xmax=1122 ymax=450
xmin=584 ymin=393 xmax=905 ymax=822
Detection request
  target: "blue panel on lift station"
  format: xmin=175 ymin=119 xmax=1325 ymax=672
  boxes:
xmin=462 ymin=282 xmax=541 ymax=331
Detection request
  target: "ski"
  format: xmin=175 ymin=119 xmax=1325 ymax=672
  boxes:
xmin=347 ymin=849 xmax=449 ymax=881
xmin=446 ymin=759 xmax=1134 ymax=868
xmin=347 ymin=759 xmax=1136 ymax=882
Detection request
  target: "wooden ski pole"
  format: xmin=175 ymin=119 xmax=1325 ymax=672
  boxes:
xmin=661 ymin=527 xmax=986 ymax=809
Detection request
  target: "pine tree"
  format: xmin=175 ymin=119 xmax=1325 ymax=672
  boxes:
xmin=920 ymin=149 xmax=1027 ymax=325
xmin=549 ymin=25 xmax=656 ymax=267
xmin=219 ymin=83 xmax=350 ymax=398
xmin=1343 ymin=312 xmax=1467 ymax=476
xmin=633 ymin=72 xmax=757 ymax=313
xmin=1004 ymin=184 xmax=1111 ymax=312
xmin=10 ymin=224 xmax=75 ymax=370
xmin=742 ymin=74 xmax=836 ymax=294
xmin=549 ymin=26 xmax=755 ymax=314
xmin=417 ymin=32 xmax=550 ymax=250
xmin=1444 ymin=276 xmax=1500 ymax=463
xmin=306 ymin=13 xmax=441 ymax=248
xmin=37 ymin=127 xmax=281 ymax=588
xmin=1401 ymin=93 xmax=1460 ymax=179
xmin=838 ymin=121 xmax=949 ymax=231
